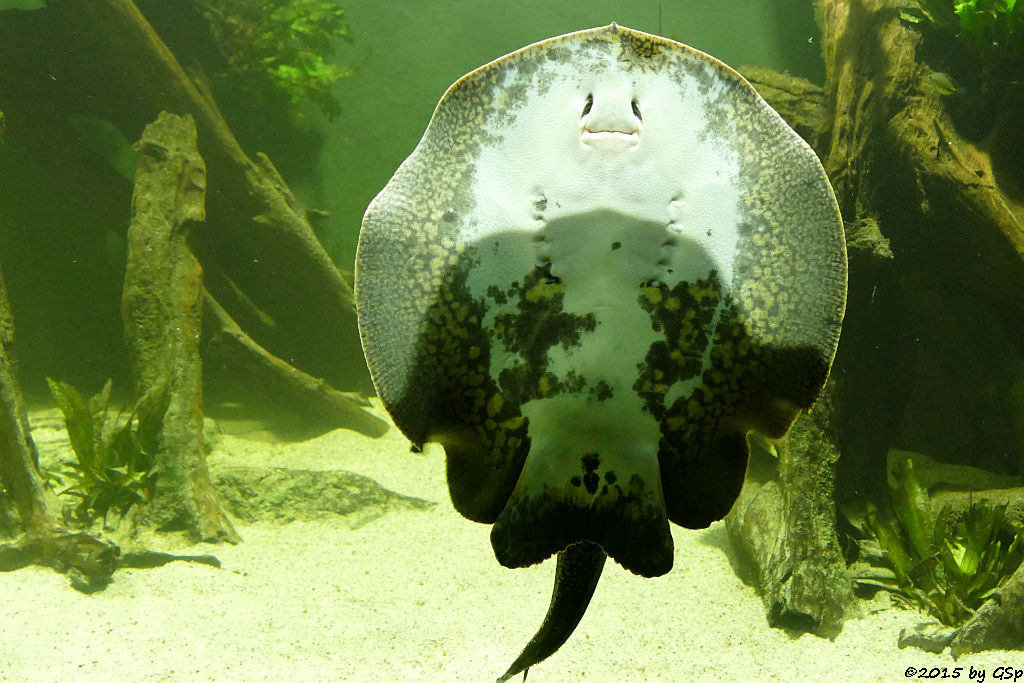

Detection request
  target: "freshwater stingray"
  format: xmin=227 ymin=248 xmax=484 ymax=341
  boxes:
xmin=355 ymin=24 xmax=847 ymax=680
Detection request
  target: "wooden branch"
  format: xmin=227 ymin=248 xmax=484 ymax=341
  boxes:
xmin=122 ymin=111 xmax=238 ymax=543
xmin=203 ymin=291 xmax=388 ymax=438
xmin=726 ymin=385 xmax=854 ymax=637
xmin=0 ymin=260 xmax=51 ymax=537
xmin=80 ymin=0 xmax=367 ymax=388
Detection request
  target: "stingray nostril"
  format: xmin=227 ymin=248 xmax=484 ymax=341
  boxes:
xmin=631 ymin=99 xmax=642 ymax=121
xmin=582 ymin=94 xmax=594 ymax=117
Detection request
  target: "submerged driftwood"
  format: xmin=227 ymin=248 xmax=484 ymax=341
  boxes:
xmin=822 ymin=0 xmax=1022 ymax=652
xmin=75 ymin=0 xmax=368 ymax=389
xmin=0 ymin=1 xmax=378 ymax=428
xmin=950 ymin=566 xmax=1024 ymax=656
xmin=122 ymin=112 xmax=238 ymax=543
xmin=731 ymin=0 xmax=1024 ymax=644
xmin=202 ymin=292 xmax=387 ymax=438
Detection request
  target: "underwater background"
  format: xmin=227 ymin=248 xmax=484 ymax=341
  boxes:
xmin=0 ymin=0 xmax=824 ymax=396
xmin=0 ymin=0 xmax=1022 ymax=680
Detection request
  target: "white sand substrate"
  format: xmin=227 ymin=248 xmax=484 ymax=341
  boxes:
xmin=1 ymin=404 xmax=1020 ymax=682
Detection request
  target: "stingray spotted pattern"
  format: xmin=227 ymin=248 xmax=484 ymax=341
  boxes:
xmin=356 ymin=24 xmax=847 ymax=680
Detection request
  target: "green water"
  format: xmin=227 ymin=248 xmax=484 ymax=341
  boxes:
xmin=317 ymin=0 xmax=823 ymax=269
xmin=0 ymin=2 xmax=1022 ymax=679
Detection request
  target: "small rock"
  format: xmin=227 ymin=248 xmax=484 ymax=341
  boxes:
xmin=212 ymin=466 xmax=434 ymax=524
xmin=898 ymin=621 xmax=956 ymax=653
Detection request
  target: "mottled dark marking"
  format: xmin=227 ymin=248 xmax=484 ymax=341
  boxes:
xmin=491 ymin=471 xmax=674 ymax=577
xmin=619 ymin=31 xmax=665 ymax=59
xmin=580 ymin=453 xmax=601 ymax=494
xmin=634 ymin=272 xmax=723 ymax=420
xmin=611 ymin=241 xmax=621 ymax=250
xmin=486 ymin=284 xmax=508 ymax=305
xmin=591 ymin=380 xmax=613 ymax=401
xmin=562 ymin=371 xmax=586 ymax=393
xmin=389 ymin=252 xmax=535 ymax=522
xmin=492 ymin=266 xmax=596 ymax=404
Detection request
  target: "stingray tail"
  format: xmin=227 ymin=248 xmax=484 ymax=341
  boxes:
xmin=496 ymin=541 xmax=607 ymax=682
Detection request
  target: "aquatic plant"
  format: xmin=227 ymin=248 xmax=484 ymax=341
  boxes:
xmin=902 ymin=0 xmax=1021 ymax=40
xmin=194 ymin=0 xmax=355 ymax=119
xmin=900 ymin=0 xmax=1023 ymax=80
xmin=954 ymin=0 xmax=1022 ymax=37
xmin=46 ymin=379 xmax=167 ymax=527
xmin=849 ymin=456 xmax=1024 ymax=626
xmin=260 ymin=0 xmax=355 ymax=116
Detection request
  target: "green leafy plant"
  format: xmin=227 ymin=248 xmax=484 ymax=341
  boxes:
xmin=196 ymin=0 xmax=356 ymax=119
xmin=258 ymin=0 xmax=354 ymax=117
xmin=848 ymin=456 xmax=1024 ymax=626
xmin=953 ymin=0 xmax=1022 ymax=44
xmin=46 ymin=379 xmax=168 ymax=527
xmin=901 ymin=0 xmax=1021 ymax=36
xmin=900 ymin=0 xmax=1023 ymax=78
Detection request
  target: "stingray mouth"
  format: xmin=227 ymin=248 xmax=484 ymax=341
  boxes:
xmin=580 ymin=128 xmax=640 ymax=149
xmin=579 ymin=93 xmax=642 ymax=149
xmin=581 ymin=128 xmax=639 ymax=140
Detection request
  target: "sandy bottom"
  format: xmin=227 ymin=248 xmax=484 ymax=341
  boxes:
xmin=2 ymin=404 xmax=1020 ymax=682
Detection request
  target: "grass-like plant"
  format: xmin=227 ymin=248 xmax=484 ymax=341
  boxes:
xmin=849 ymin=456 xmax=1024 ymax=626
xmin=46 ymin=379 xmax=167 ymax=528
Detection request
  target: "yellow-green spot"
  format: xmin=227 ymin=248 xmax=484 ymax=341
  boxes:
xmin=487 ymin=393 xmax=504 ymax=417
xmin=644 ymin=287 xmax=662 ymax=305
xmin=501 ymin=416 xmax=525 ymax=431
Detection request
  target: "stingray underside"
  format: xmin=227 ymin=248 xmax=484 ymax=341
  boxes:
xmin=355 ymin=24 xmax=846 ymax=577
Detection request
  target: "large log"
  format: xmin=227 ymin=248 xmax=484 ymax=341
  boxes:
xmin=820 ymin=0 xmax=1024 ymax=342
xmin=122 ymin=111 xmax=237 ymax=543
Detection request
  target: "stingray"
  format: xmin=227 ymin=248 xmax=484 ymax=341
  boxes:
xmin=355 ymin=24 xmax=846 ymax=680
